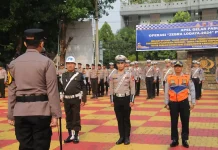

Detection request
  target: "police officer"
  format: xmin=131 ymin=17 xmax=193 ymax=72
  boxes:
xmin=110 ymin=55 xmax=135 ymax=145
xmin=57 ymin=63 xmax=67 ymax=75
xmin=0 ymin=63 xmax=7 ymax=98
xmin=7 ymin=29 xmax=62 ymax=150
xmin=125 ymin=60 xmax=131 ymax=71
xmin=77 ymin=63 xmax=83 ymax=73
xmin=134 ymin=61 xmax=142 ymax=96
xmin=216 ymin=65 xmax=218 ymax=84
xmin=191 ymin=60 xmax=202 ymax=100
xmin=89 ymin=64 xmax=98 ymax=99
xmin=153 ymin=62 xmax=160 ymax=96
xmin=59 ymin=56 xmax=87 ymax=144
xmin=103 ymin=65 xmax=109 ymax=95
xmin=97 ymin=64 xmax=105 ymax=97
xmin=108 ymin=62 xmax=116 ymax=80
xmin=197 ymin=61 xmax=204 ymax=98
xmin=162 ymin=59 xmax=174 ymax=91
xmin=164 ymin=60 xmax=196 ymax=148
xmin=85 ymin=64 xmax=91 ymax=95
xmin=144 ymin=60 xmax=156 ymax=99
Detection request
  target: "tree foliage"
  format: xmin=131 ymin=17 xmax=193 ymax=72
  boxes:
xmin=170 ymin=11 xmax=191 ymax=23
xmin=0 ymin=0 xmax=116 ymax=64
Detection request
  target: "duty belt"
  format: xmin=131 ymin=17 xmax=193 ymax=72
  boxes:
xmin=64 ymin=93 xmax=81 ymax=99
xmin=16 ymin=95 xmax=48 ymax=102
xmin=114 ymin=93 xmax=130 ymax=97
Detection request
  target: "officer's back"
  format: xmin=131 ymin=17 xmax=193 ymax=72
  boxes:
xmin=7 ymin=29 xmax=61 ymax=150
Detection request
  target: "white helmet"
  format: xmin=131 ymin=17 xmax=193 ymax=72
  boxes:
xmin=66 ymin=56 xmax=76 ymax=63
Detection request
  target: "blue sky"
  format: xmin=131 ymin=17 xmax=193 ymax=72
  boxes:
xmin=99 ymin=0 xmax=121 ymax=34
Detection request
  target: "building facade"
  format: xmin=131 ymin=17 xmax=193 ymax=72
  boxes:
xmin=120 ymin=0 xmax=218 ymax=28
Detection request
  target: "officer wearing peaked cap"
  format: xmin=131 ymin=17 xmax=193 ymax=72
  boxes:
xmin=134 ymin=61 xmax=142 ymax=96
xmin=197 ymin=61 xmax=204 ymax=98
xmin=59 ymin=56 xmax=87 ymax=144
xmin=110 ymin=55 xmax=135 ymax=145
xmin=7 ymin=29 xmax=62 ymax=150
xmin=191 ymin=60 xmax=202 ymax=100
xmin=162 ymin=59 xmax=174 ymax=92
xmin=144 ymin=60 xmax=156 ymax=99
xmin=153 ymin=61 xmax=160 ymax=96
xmin=165 ymin=60 xmax=196 ymax=148
xmin=108 ymin=62 xmax=116 ymax=83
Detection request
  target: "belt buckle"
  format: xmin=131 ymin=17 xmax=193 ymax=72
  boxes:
xmin=118 ymin=94 xmax=122 ymax=97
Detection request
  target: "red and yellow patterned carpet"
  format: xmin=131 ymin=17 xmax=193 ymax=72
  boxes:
xmin=0 ymin=90 xmax=218 ymax=150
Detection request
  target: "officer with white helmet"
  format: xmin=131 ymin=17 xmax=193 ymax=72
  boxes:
xmin=59 ymin=56 xmax=87 ymax=144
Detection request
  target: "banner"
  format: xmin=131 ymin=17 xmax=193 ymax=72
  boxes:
xmin=136 ymin=21 xmax=218 ymax=51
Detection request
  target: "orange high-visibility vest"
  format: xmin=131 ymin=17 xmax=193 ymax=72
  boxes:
xmin=167 ymin=74 xmax=190 ymax=102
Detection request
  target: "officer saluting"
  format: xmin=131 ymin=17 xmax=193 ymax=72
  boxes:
xmin=7 ymin=29 xmax=62 ymax=150
xmin=164 ymin=61 xmax=196 ymax=148
xmin=59 ymin=56 xmax=87 ymax=144
xmin=109 ymin=55 xmax=135 ymax=145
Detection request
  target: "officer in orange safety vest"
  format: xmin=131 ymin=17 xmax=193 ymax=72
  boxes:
xmin=164 ymin=60 xmax=196 ymax=148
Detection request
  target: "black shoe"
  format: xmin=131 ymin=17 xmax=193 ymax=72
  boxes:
xmin=91 ymin=96 xmax=95 ymax=99
xmin=116 ymin=138 xmax=124 ymax=145
xmin=73 ymin=135 xmax=79 ymax=144
xmin=124 ymin=137 xmax=130 ymax=145
xmin=182 ymin=140 xmax=189 ymax=148
xmin=170 ymin=140 xmax=179 ymax=147
xmin=64 ymin=135 xmax=74 ymax=143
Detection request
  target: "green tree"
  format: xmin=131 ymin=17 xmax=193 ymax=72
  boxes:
xmin=99 ymin=22 xmax=114 ymax=47
xmin=0 ymin=0 xmax=116 ymax=64
xmin=170 ymin=11 xmax=191 ymax=23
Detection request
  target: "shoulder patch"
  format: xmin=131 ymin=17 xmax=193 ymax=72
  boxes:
xmin=6 ymin=71 xmax=13 ymax=85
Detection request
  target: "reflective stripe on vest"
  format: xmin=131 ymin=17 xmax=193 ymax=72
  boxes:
xmin=167 ymin=75 xmax=189 ymax=102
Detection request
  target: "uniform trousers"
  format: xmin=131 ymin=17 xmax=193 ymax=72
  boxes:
xmin=0 ymin=79 xmax=5 ymax=97
xmin=163 ymin=81 xmax=166 ymax=92
xmin=105 ymin=77 xmax=109 ymax=94
xmin=114 ymin=96 xmax=131 ymax=138
xmin=85 ymin=77 xmax=91 ymax=94
xmin=91 ymin=78 xmax=98 ymax=96
xmin=192 ymin=78 xmax=200 ymax=99
xmin=146 ymin=77 xmax=154 ymax=99
xmin=152 ymin=77 xmax=159 ymax=96
xmin=64 ymin=98 xmax=81 ymax=131
xmin=199 ymin=81 xmax=202 ymax=97
xmin=15 ymin=116 xmax=52 ymax=150
xmin=169 ymin=99 xmax=190 ymax=141
xmin=135 ymin=78 xmax=141 ymax=96
xmin=98 ymin=79 xmax=104 ymax=96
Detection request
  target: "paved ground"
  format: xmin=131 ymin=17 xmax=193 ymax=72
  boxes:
xmin=0 ymin=90 xmax=218 ymax=150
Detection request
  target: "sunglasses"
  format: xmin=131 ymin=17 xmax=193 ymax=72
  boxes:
xmin=117 ymin=62 xmax=125 ymax=64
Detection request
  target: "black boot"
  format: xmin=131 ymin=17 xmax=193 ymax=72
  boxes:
xmin=73 ymin=131 xmax=79 ymax=144
xmin=170 ymin=140 xmax=179 ymax=147
xmin=91 ymin=95 xmax=95 ymax=99
xmin=64 ymin=129 xmax=74 ymax=143
xmin=124 ymin=137 xmax=130 ymax=145
xmin=182 ymin=140 xmax=189 ymax=148
xmin=116 ymin=137 xmax=124 ymax=145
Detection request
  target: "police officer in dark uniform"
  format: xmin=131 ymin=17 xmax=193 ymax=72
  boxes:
xmin=59 ymin=56 xmax=87 ymax=144
xmin=7 ymin=29 xmax=62 ymax=150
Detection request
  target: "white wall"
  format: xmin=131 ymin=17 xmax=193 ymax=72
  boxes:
xmin=66 ymin=20 xmax=94 ymax=67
